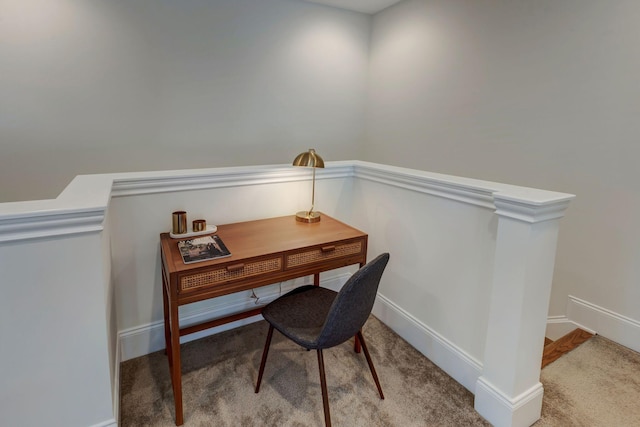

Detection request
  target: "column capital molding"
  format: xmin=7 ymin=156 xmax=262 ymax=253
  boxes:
xmin=493 ymin=193 xmax=574 ymax=223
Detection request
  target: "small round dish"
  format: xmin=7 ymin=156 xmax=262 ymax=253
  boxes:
xmin=170 ymin=225 xmax=217 ymax=239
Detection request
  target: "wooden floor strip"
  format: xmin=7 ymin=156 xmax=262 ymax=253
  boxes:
xmin=542 ymin=329 xmax=594 ymax=369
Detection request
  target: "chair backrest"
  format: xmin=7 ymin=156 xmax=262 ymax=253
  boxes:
xmin=316 ymin=253 xmax=390 ymax=349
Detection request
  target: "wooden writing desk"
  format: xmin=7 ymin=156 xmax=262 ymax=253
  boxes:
xmin=160 ymin=214 xmax=368 ymax=425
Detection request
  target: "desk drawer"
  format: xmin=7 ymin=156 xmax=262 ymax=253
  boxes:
xmin=180 ymin=257 xmax=283 ymax=292
xmin=286 ymin=239 xmax=364 ymax=269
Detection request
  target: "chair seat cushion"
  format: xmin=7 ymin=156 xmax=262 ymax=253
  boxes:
xmin=262 ymin=285 xmax=337 ymax=349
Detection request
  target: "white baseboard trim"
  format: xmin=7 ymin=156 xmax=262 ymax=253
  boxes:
xmin=566 ymin=295 xmax=640 ymax=353
xmin=89 ymin=418 xmax=118 ymax=427
xmin=112 ymin=334 xmax=121 ymax=426
xmin=544 ymin=315 xmax=593 ymax=341
xmin=371 ymin=293 xmax=482 ymax=393
xmin=474 ymin=378 xmax=543 ymax=427
xmin=118 ymin=274 xmax=350 ymax=361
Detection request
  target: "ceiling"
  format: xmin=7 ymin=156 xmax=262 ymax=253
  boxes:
xmin=303 ymin=0 xmax=403 ymax=14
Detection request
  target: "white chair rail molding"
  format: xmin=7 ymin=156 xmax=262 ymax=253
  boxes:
xmin=0 ymin=161 xmax=574 ymax=427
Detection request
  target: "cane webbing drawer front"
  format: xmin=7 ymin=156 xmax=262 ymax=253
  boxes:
xmin=286 ymin=239 xmax=364 ymax=269
xmin=179 ymin=257 xmax=282 ymax=292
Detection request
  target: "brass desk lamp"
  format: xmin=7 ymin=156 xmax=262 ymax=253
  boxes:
xmin=292 ymin=148 xmax=325 ymax=223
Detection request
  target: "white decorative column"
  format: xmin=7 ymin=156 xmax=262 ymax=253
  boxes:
xmin=475 ymin=191 xmax=574 ymax=427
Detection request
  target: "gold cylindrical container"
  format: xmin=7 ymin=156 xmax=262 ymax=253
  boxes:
xmin=192 ymin=219 xmax=206 ymax=232
xmin=172 ymin=211 xmax=187 ymax=234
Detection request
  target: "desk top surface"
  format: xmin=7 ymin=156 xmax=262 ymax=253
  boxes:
xmin=161 ymin=214 xmax=366 ymax=273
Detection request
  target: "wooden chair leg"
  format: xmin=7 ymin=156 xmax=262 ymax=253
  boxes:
xmin=357 ymin=330 xmax=384 ymax=399
xmin=317 ymin=349 xmax=332 ymax=427
xmin=255 ymin=325 xmax=274 ymax=393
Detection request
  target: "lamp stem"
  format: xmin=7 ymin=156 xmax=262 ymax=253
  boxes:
xmin=309 ymin=166 xmax=316 ymax=215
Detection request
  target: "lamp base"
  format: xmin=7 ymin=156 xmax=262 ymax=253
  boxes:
xmin=295 ymin=211 xmax=321 ymax=223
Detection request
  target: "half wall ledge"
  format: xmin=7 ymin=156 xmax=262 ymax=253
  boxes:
xmin=0 ymin=161 xmax=574 ymax=427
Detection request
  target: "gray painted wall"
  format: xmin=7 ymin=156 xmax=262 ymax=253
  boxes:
xmin=0 ymin=0 xmax=369 ymax=202
xmin=2 ymin=0 xmax=639 ymax=345
xmin=366 ymin=0 xmax=640 ymax=327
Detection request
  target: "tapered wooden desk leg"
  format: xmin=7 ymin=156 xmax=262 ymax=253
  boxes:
xmin=162 ymin=281 xmax=171 ymax=360
xmin=255 ymin=325 xmax=274 ymax=393
xmin=353 ymin=261 xmax=365 ymax=353
xmin=314 ymin=273 xmax=320 ymax=286
xmin=169 ymin=301 xmax=183 ymax=425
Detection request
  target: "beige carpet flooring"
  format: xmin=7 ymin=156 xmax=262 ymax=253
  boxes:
xmin=120 ymin=317 xmax=640 ymax=426
xmin=535 ymin=334 xmax=640 ymax=426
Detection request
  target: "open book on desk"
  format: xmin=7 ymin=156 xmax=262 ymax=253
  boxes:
xmin=177 ymin=235 xmax=231 ymax=264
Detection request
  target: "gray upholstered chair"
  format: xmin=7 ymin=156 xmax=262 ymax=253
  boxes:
xmin=255 ymin=253 xmax=390 ymax=427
